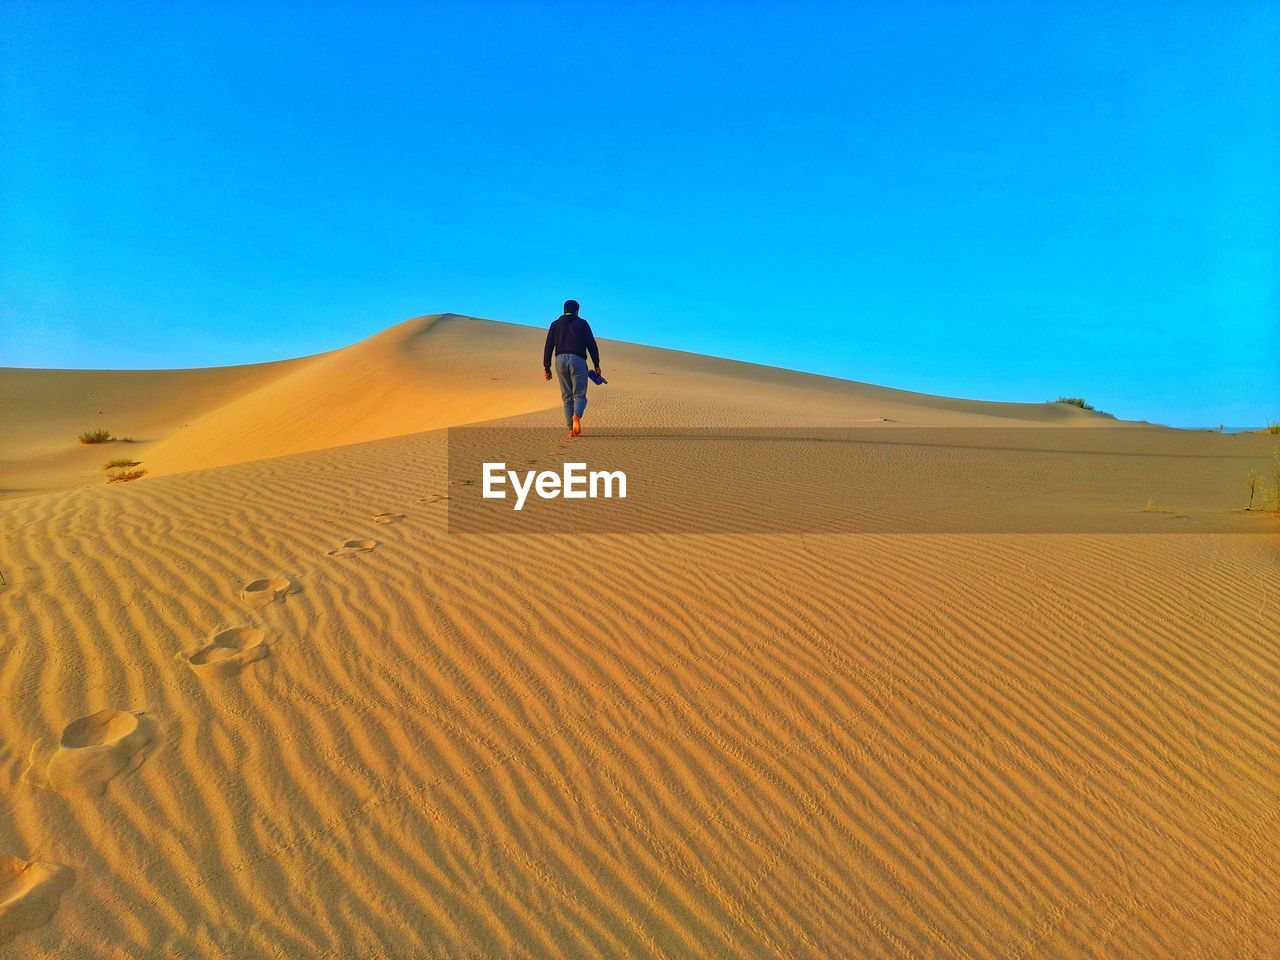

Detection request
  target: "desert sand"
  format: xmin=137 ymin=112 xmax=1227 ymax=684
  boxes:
xmin=1 ymin=314 xmax=1276 ymax=957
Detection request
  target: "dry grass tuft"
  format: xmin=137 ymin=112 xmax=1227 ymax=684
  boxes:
xmin=106 ymin=468 xmax=147 ymax=484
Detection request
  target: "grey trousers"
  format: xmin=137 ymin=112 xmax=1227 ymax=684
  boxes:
xmin=554 ymin=353 xmax=588 ymax=427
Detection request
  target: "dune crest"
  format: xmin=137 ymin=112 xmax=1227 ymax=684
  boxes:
xmin=138 ymin=314 xmax=560 ymax=477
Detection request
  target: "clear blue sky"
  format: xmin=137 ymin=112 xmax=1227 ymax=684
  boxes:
xmin=2 ymin=1 xmax=1276 ymax=427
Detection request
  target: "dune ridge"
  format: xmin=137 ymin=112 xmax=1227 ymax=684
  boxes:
xmin=1 ymin=315 xmax=1276 ymax=957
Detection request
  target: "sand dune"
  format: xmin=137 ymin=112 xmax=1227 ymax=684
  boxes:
xmin=2 ymin=313 xmax=1120 ymax=498
xmin=1 ymin=315 xmax=1276 ymax=957
xmin=0 ymin=354 xmax=314 ymax=498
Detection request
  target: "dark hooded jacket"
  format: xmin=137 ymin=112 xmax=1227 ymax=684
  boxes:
xmin=543 ymin=309 xmax=600 ymax=372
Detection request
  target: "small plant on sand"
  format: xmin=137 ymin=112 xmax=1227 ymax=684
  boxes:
xmin=78 ymin=428 xmax=115 ymax=444
xmin=103 ymin=457 xmax=141 ymax=470
xmin=1055 ymin=397 xmax=1094 ymax=410
xmin=1266 ymin=421 xmax=1280 ymax=435
xmin=106 ymin=468 xmax=146 ymax=484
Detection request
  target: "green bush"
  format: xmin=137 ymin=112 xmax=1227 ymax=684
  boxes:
xmin=78 ymin=428 xmax=114 ymax=444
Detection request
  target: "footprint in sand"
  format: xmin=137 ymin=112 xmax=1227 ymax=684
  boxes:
xmin=180 ymin=627 xmax=270 ymax=676
xmin=0 ymin=856 xmax=72 ymax=945
xmin=326 ymin=539 xmax=376 ymax=558
xmin=416 ymin=494 xmax=449 ymax=504
xmin=240 ymin=577 xmax=292 ymax=606
xmin=23 ymin=710 xmax=153 ymax=795
xmin=372 ymin=513 xmax=404 ymax=524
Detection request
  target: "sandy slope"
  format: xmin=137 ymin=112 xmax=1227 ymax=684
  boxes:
xmin=1 ymin=315 xmax=1276 ymax=957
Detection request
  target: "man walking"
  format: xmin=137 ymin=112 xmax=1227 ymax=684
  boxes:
xmin=543 ymin=299 xmax=601 ymax=437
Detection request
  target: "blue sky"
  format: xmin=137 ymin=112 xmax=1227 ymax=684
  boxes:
xmin=2 ymin=1 xmax=1276 ymax=427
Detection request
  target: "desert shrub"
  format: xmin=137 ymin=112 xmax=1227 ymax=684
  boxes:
xmin=106 ymin=468 xmax=146 ymax=484
xmin=1266 ymin=421 xmax=1280 ymax=435
xmin=103 ymin=458 xmax=141 ymax=470
xmin=1055 ymin=397 xmax=1094 ymax=410
xmin=79 ymin=428 xmax=114 ymax=444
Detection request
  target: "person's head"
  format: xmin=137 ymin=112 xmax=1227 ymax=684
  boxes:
xmin=563 ymin=299 xmax=580 ymax=316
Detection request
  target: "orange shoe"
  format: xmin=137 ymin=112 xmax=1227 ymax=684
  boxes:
xmin=571 ymin=415 xmax=582 ymax=437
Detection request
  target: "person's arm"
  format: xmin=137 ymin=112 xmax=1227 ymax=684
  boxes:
xmin=583 ymin=320 xmax=601 ymax=371
xmin=543 ymin=321 xmax=556 ymax=376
